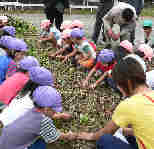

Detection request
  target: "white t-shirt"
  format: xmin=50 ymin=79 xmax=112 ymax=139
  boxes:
xmin=0 ymin=93 xmax=34 ymax=126
xmin=77 ymin=41 xmax=96 ymax=59
xmin=114 ymin=128 xmax=128 ymax=144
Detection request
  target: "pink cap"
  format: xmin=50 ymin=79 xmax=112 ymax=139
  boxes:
xmin=138 ymin=44 xmax=154 ymax=61
xmin=120 ymin=40 xmax=133 ymax=53
xmin=61 ymin=29 xmax=72 ymax=39
xmin=70 ymin=20 xmax=84 ymax=29
xmin=60 ymin=20 xmax=72 ymax=30
xmin=40 ymin=20 xmax=51 ymax=29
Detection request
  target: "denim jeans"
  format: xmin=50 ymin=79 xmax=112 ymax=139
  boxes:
xmin=28 ymin=138 xmax=46 ymax=149
xmin=96 ymin=134 xmax=138 ymax=149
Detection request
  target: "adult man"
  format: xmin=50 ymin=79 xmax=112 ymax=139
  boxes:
xmin=103 ymin=2 xmax=137 ymax=43
xmin=43 ymin=0 xmax=69 ymax=30
xmin=91 ymin=0 xmax=114 ymax=44
xmin=121 ymin=0 xmax=144 ymax=16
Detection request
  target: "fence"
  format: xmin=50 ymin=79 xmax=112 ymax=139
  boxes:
xmin=0 ymin=1 xmax=99 ymax=14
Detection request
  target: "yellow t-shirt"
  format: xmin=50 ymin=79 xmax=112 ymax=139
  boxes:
xmin=112 ymin=92 xmax=154 ymax=149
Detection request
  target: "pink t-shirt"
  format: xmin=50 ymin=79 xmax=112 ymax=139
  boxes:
xmin=0 ymin=72 xmax=29 ymax=104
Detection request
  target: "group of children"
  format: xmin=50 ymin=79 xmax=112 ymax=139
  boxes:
xmin=0 ymin=1 xmax=154 ymax=149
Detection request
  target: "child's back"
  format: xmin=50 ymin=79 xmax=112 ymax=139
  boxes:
xmin=0 ymin=72 xmax=29 ymax=105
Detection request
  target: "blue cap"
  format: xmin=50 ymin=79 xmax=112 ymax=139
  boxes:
xmin=71 ymin=28 xmax=84 ymax=38
xmin=143 ymin=20 xmax=152 ymax=27
xmin=33 ymin=86 xmax=62 ymax=112
xmin=29 ymin=66 xmax=54 ymax=86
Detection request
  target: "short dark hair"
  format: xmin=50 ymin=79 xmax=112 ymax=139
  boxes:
xmin=134 ymin=50 xmax=145 ymax=58
xmin=17 ymin=68 xmax=28 ymax=73
xmin=115 ymin=46 xmax=130 ymax=61
xmin=112 ymin=57 xmax=146 ymax=95
xmin=19 ymin=80 xmax=40 ymax=98
xmin=122 ymin=8 xmax=134 ymax=22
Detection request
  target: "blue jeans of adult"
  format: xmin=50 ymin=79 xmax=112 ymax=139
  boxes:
xmin=28 ymin=138 xmax=46 ymax=149
xmin=96 ymin=134 xmax=138 ymax=149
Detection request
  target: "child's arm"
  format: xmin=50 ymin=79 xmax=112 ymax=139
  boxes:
xmin=82 ymin=66 xmax=97 ymax=87
xmin=52 ymin=113 xmax=72 ymax=120
xmin=79 ymin=50 xmax=92 ymax=62
xmin=90 ymin=71 xmax=108 ymax=89
xmin=40 ymin=117 xmax=77 ymax=143
xmin=63 ymin=48 xmax=78 ymax=62
xmin=122 ymin=128 xmax=134 ymax=136
xmin=41 ymin=32 xmax=54 ymax=41
xmin=77 ymin=120 xmax=119 ymax=140
xmin=107 ymin=29 xmax=120 ymax=41
xmin=49 ymin=48 xmax=66 ymax=58
xmin=59 ymin=132 xmax=78 ymax=140
xmin=42 ymin=108 xmax=72 ymax=120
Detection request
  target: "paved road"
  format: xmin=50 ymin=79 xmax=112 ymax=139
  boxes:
xmin=9 ymin=13 xmax=153 ymax=43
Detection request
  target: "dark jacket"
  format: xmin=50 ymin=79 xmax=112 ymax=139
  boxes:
xmin=100 ymin=0 xmax=114 ymax=4
xmin=43 ymin=0 xmax=69 ymax=9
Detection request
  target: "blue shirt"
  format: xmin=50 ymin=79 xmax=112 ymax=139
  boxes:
xmin=50 ymin=27 xmax=61 ymax=41
xmin=0 ymin=55 xmax=11 ymax=84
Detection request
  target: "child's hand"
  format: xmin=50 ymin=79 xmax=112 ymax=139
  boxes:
xmin=82 ymin=80 xmax=88 ymax=88
xmin=67 ymin=131 xmax=78 ymax=140
xmin=56 ymin=55 xmax=64 ymax=59
xmin=43 ymin=108 xmax=55 ymax=118
xmin=62 ymin=56 xmax=69 ymax=63
xmin=61 ymin=113 xmax=72 ymax=120
xmin=90 ymin=83 xmax=97 ymax=89
xmin=112 ymin=32 xmax=120 ymax=41
xmin=77 ymin=132 xmax=93 ymax=140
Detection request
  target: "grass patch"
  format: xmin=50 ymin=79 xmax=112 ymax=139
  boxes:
xmin=141 ymin=7 xmax=154 ymax=17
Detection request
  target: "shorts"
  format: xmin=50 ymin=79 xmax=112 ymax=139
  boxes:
xmin=96 ymin=134 xmax=136 ymax=149
xmin=28 ymin=138 xmax=46 ymax=149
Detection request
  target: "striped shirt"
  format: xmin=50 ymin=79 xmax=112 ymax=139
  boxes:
xmin=7 ymin=60 xmax=17 ymax=77
xmin=40 ymin=116 xmax=61 ymax=143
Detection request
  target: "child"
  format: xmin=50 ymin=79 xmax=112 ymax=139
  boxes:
xmin=1 ymin=16 xmax=8 ymax=26
xmin=0 ymin=26 xmax=16 ymax=56
xmin=49 ymin=29 xmax=77 ymax=62
xmin=82 ymin=49 xmax=116 ymax=89
xmin=0 ymin=56 xmax=39 ymax=106
xmin=0 ymin=36 xmax=28 ymax=84
xmin=142 ymin=20 xmax=154 ymax=48
xmin=2 ymin=26 xmax=16 ymax=37
xmin=0 ymin=66 xmax=70 ymax=149
xmin=0 ymin=86 xmax=75 ymax=149
xmin=0 ymin=16 xmax=8 ymax=29
xmin=37 ymin=20 xmax=61 ymax=49
xmin=0 ymin=66 xmax=55 ymax=127
xmin=77 ymin=56 xmax=154 ymax=149
xmin=71 ymin=28 xmax=96 ymax=69
xmin=114 ymin=40 xmax=133 ymax=61
xmin=56 ymin=20 xmax=72 ymax=49
xmin=135 ymin=44 xmax=154 ymax=62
